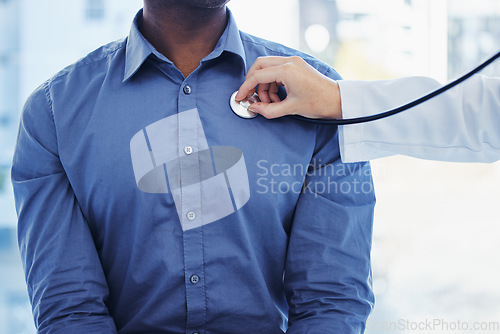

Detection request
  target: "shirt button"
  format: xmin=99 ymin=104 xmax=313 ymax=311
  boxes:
xmin=190 ymin=274 xmax=200 ymax=284
xmin=186 ymin=211 xmax=196 ymax=221
xmin=184 ymin=146 xmax=193 ymax=155
xmin=183 ymin=85 xmax=192 ymax=95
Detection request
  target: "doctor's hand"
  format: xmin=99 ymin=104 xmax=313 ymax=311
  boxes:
xmin=235 ymin=56 xmax=342 ymax=119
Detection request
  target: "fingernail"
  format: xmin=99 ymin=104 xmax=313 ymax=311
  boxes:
xmin=248 ymin=106 xmax=258 ymax=113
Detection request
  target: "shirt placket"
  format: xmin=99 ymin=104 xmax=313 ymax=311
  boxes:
xmin=177 ymin=78 xmax=206 ymax=334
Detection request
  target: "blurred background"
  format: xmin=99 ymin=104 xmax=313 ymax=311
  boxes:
xmin=1 ymin=0 xmax=499 ymax=332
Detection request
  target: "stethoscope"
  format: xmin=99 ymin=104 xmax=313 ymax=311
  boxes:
xmin=230 ymin=49 xmax=500 ymax=125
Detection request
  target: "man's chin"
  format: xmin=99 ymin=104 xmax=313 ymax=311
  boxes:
xmin=184 ymin=0 xmax=230 ymax=9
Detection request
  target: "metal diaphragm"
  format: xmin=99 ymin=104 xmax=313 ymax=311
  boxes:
xmin=230 ymin=91 xmax=259 ymax=119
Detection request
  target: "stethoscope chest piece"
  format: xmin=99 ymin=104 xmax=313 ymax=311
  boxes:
xmin=230 ymin=91 xmax=259 ymax=119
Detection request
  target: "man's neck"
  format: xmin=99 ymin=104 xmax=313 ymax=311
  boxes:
xmin=141 ymin=1 xmax=228 ymax=78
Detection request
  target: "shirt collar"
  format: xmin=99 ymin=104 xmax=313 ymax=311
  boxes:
xmin=123 ymin=8 xmax=247 ymax=82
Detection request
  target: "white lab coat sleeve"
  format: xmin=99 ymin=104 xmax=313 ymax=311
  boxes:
xmin=337 ymin=74 xmax=500 ymax=163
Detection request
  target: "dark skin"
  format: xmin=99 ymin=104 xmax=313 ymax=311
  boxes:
xmin=141 ymin=0 xmax=230 ymax=78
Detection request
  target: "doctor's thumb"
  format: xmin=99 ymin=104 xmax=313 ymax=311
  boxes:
xmin=249 ymin=101 xmax=290 ymax=119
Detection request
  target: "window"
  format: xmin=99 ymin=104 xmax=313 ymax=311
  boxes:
xmin=86 ymin=0 xmax=105 ymax=21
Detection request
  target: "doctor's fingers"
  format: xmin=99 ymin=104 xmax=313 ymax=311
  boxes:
xmin=246 ymin=56 xmax=303 ymax=78
xmin=236 ymin=65 xmax=290 ymax=101
xmin=249 ymin=99 xmax=293 ymax=119
xmin=256 ymin=82 xmax=281 ymax=104
xmin=235 ymin=57 xmax=300 ymax=101
xmin=268 ymin=82 xmax=282 ymax=103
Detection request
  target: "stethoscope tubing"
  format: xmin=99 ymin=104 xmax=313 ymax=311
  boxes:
xmin=290 ymin=49 xmax=500 ymax=126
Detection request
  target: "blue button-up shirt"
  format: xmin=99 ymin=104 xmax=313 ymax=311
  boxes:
xmin=12 ymin=8 xmax=375 ymax=334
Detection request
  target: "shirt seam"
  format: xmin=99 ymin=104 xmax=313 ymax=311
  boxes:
xmin=42 ymin=81 xmax=59 ymax=154
xmin=240 ymin=35 xmax=292 ymax=57
xmin=47 ymin=41 xmax=126 ymax=83
xmin=194 ymin=73 xmax=208 ymax=329
xmin=42 ymin=81 xmax=55 ymax=125
xmin=309 ymin=68 xmax=340 ymax=160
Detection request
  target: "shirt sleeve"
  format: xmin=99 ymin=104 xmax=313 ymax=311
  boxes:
xmin=338 ymin=75 xmax=500 ymax=163
xmin=11 ymin=83 xmax=117 ymax=334
xmin=285 ymin=67 xmax=376 ymax=333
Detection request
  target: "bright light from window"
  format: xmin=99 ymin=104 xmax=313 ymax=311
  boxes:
xmin=304 ymin=24 xmax=331 ymax=53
